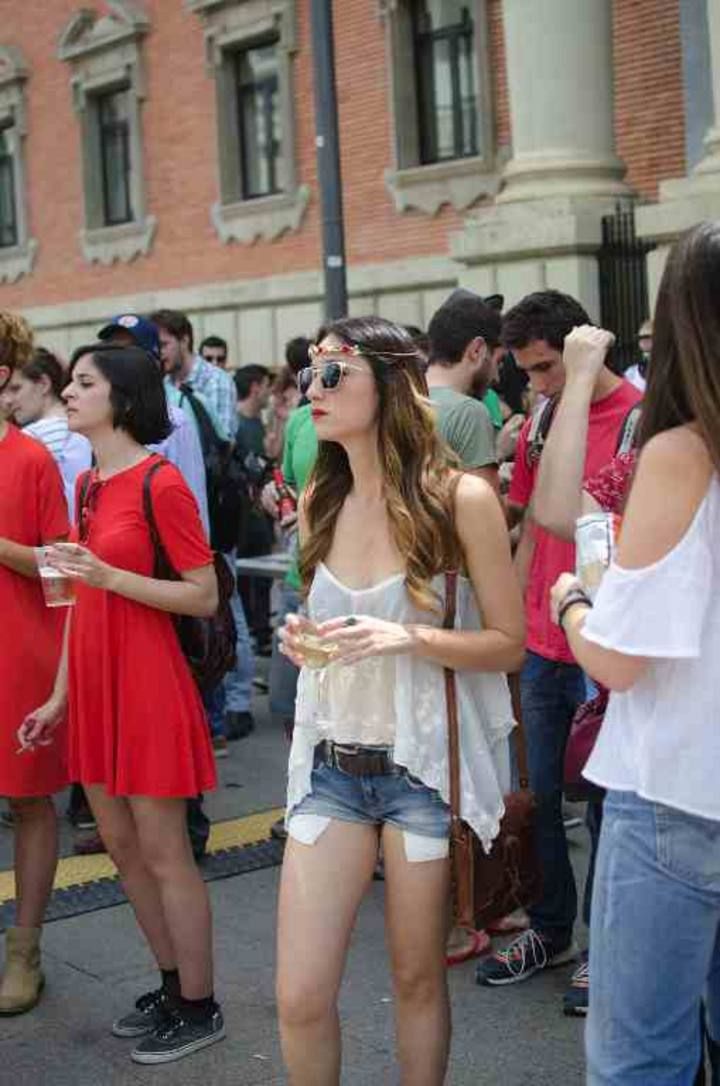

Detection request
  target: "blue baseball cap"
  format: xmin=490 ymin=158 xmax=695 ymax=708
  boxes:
xmin=97 ymin=314 xmax=161 ymax=359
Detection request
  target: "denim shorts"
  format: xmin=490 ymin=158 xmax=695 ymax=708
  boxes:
xmin=291 ymin=759 xmax=451 ymax=841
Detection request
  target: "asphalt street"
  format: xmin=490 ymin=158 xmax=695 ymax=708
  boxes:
xmin=0 ymin=666 xmax=588 ymax=1085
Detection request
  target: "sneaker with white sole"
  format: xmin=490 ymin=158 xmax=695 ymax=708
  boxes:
xmin=562 ymin=953 xmax=589 ymax=1016
xmin=112 ymin=987 xmax=172 ymax=1038
xmin=131 ymin=1006 xmax=225 ymax=1065
xmin=475 ymin=928 xmax=577 ymax=986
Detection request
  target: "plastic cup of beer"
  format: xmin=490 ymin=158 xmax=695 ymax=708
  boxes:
xmin=293 ymin=629 xmax=339 ymax=669
xmin=34 ymin=547 xmax=76 ymax=608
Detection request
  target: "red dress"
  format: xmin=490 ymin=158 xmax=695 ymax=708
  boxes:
xmin=68 ymin=455 xmax=216 ymax=797
xmin=0 ymin=426 xmax=69 ymax=796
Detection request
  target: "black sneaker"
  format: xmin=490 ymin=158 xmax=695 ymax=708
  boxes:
xmin=112 ymin=987 xmax=172 ymax=1038
xmin=562 ymin=953 xmax=589 ymax=1016
xmin=131 ymin=1006 xmax=225 ymax=1065
xmin=475 ymin=929 xmax=577 ymax=987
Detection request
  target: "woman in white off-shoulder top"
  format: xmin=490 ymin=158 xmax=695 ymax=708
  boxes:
xmin=550 ymin=221 xmax=720 ymax=1085
xmin=275 ymin=315 xmax=524 ymax=1086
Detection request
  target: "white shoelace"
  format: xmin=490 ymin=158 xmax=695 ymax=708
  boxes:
xmin=571 ymin=959 xmax=589 ymax=984
xmin=498 ymin=928 xmax=548 ymax=977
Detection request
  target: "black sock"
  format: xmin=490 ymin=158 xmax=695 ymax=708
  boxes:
xmin=160 ymin=968 xmax=181 ymax=1001
xmin=177 ymin=994 xmax=216 ymax=1022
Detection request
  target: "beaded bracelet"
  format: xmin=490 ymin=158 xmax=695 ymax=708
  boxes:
xmin=558 ymin=588 xmax=593 ymax=630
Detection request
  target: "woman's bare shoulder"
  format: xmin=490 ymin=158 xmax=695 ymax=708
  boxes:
xmin=637 ymin=425 xmax=713 ymax=490
xmin=452 ymin=471 xmax=505 ymax=537
xmin=619 ymin=425 xmax=714 ymax=568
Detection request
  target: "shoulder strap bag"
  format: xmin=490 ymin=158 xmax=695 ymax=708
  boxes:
xmin=444 ymin=571 xmax=542 ymax=930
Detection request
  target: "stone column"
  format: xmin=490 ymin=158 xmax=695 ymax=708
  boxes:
xmin=636 ymin=0 xmax=720 ymax=301
xmin=450 ymin=0 xmax=631 ymax=316
xmin=498 ymin=0 xmax=628 ymax=203
xmin=695 ymin=0 xmax=720 ymax=176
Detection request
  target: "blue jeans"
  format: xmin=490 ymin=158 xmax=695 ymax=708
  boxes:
xmin=203 ymin=683 xmax=226 ymax=739
xmin=588 ymin=790 xmax=720 ymax=1085
xmin=222 ymin=550 xmax=254 ymax=713
xmin=521 ymin=649 xmax=585 ymax=942
xmin=292 ymin=760 xmax=451 ymax=840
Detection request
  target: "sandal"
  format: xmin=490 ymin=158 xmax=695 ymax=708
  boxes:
xmin=445 ymin=928 xmax=491 ymax=967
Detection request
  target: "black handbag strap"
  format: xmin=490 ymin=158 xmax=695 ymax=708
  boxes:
xmin=443 ymin=573 xmax=530 ymax=824
xmin=141 ymin=457 xmax=174 ymax=576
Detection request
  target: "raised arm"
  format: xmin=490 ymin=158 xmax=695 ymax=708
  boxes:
xmin=533 ymin=325 xmax=614 ymax=540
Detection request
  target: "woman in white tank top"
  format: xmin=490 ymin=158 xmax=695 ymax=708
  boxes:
xmin=275 ymin=316 xmax=524 ymax=1085
xmin=550 ymin=222 xmax=720 ymax=1084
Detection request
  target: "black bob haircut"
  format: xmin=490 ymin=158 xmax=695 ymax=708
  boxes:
xmin=69 ymin=342 xmax=172 ymax=446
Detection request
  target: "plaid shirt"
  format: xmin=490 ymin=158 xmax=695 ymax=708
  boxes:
xmin=184 ymin=354 xmax=237 ymax=441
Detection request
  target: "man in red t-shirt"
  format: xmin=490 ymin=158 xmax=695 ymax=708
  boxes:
xmin=477 ymin=290 xmax=642 ymax=988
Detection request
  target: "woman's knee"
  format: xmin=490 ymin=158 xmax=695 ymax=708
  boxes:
xmin=276 ymin=972 xmax=336 ymax=1030
xmin=392 ymin=958 xmax=447 ymax=1006
xmin=99 ymin=824 xmax=141 ymax=870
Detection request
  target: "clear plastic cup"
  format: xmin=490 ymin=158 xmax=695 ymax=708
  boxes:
xmin=34 ymin=547 xmax=76 ymax=608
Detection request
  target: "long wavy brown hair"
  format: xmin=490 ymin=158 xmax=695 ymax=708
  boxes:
xmin=299 ymin=315 xmax=462 ymax=612
xmin=640 ymin=221 xmax=720 ymax=471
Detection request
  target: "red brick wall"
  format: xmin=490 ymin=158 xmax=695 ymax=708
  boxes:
xmin=488 ymin=0 xmax=510 ymax=151
xmin=613 ymin=0 xmax=686 ymax=199
xmin=0 ymin=0 xmax=689 ymax=310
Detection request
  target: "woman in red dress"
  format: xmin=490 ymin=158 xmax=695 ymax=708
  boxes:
xmin=23 ymin=342 xmax=222 ymax=1066
xmin=0 ymin=312 xmax=69 ymax=1016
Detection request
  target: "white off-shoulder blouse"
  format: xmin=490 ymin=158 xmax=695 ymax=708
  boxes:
xmin=584 ymin=475 xmax=720 ymax=822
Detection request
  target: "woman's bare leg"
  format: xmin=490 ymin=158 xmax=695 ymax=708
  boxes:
xmin=276 ymin=820 xmax=378 ymax=1086
xmin=10 ymin=796 xmax=58 ymax=928
xmin=85 ymin=785 xmax=176 ymax=970
xmin=382 ymin=825 xmax=451 ymax=1086
xmin=129 ymin=795 xmax=213 ymax=999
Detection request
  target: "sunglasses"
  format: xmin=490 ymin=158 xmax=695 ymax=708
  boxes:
xmin=298 ymin=341 xmax=420 ymax=396
xmin=297 ymin=360 xmax=367 ymax=397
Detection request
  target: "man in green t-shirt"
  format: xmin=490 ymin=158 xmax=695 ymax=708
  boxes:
xmin=426 ymin=289 xmax=503 ymax=494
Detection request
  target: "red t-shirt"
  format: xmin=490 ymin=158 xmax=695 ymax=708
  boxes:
xmin=0 ymin=426 xmax=69 ymax=795
xmin=509 ymin=381 xmax=643 ymax=663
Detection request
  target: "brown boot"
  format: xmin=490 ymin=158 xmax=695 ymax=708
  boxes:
xmin=0 ymin=926 xmax=44 ymax=1015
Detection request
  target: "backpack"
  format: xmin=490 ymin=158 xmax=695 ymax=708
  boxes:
xmin=526 ymin=396 xmax=642 ymax=468
xmin=142 ymin=459 xmax=237 ymax=691
xmin=178 ymin=383 xmax=245 ymax=553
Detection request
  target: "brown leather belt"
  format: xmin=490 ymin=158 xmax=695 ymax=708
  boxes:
xmin=313 ymin=740 xmax=396 ymax=777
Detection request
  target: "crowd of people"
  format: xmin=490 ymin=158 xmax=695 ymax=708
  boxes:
xmin=0 ymin=220 xmax=719 ymax=1084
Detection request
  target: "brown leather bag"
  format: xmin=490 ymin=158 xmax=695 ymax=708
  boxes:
xmin=444 ymin=572 xmax=542 ymax=930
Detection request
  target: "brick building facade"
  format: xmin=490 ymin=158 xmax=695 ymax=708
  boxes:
xmin=0 ymin=0 xmax=714 ymax=365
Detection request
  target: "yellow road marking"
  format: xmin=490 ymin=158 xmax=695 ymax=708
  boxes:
xmin=0 ymin=807 xmax=283 ymax=905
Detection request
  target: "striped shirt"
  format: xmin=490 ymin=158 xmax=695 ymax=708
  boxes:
xmin=24 ymin=416 xmax=92 ymax=520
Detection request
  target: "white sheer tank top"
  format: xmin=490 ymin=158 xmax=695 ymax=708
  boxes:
xmin=287 ymin=562 xmax=515 ymax=851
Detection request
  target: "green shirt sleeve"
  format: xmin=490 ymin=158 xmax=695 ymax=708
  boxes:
xmin=282 ymin=410 xmax=301 ymax=487
xmin=442 ymin=398 xmax=498 ymax=469
xmin=482 ymin=388 xmax=504 ymax=430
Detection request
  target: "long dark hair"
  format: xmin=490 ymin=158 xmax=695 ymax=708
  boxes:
xmin=639 ymin=222 xmax=720 ymax=471
xmin=299 ymin=316 xmax=461 ymax=611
